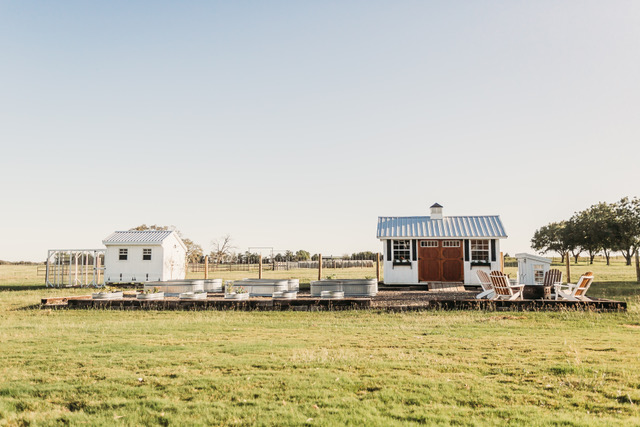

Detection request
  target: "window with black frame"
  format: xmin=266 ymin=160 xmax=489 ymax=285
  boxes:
xmin=393 ymin=240 xmax=411 ymax=265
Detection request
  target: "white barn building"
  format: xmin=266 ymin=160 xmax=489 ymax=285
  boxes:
xmin=377 ymin=203 xmax=508 ymax=285
xmin=103 ymin=230 xmax=187 ymax=284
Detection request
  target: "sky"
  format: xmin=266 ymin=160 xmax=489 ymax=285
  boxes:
xmin=1 ymin=1 xmax=639 ymax=261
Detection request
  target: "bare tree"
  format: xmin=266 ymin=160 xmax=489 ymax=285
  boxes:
xmin=210 ymin=234 xmax=235 ymax=265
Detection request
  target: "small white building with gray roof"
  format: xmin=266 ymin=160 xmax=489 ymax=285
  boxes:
xmin=103 ymin=230 xmax=187 ymax=284
xmin=377 ymin=203 xmax=508 ymax=285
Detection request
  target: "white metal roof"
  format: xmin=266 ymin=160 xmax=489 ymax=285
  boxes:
xmin=377 ymin=216 xmax=507 ymax=239
xmin=102 ymin=230 xmax=177 ymax=245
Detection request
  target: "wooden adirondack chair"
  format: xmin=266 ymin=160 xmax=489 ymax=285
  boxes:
xmin=489 ymin=271 xmax=524 ymax=300
xmin=543 ymin=269 xmax=563 ymax=299
xmin=475 ymin=270 xmax=495 ymax=299
xmin=554 ymin=272 xmax=594 ymax=301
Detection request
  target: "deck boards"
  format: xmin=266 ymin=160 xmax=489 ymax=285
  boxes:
xmin=40 ymin=292 xmax=627 ymax=312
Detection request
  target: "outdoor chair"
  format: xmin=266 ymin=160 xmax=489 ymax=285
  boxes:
xmin=543 ymin=269 xmax=563 ymax=288
xmin=475 ymin=270 xmax=495 ymax=299
xmin=489 ymin=271 xmax=524 ymax=301
xmin=554 ymin=272 xmax=594 ymax=301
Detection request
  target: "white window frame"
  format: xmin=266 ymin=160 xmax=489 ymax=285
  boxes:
xmin=393 ymin=240 xmax=411 ymax=263
xmin=119 ymin=248 xmax=128 ymax=261
xmin=143 ymin=248 xmax=152 ymax=261
xmin=420 ymin=240 xmax=438 ymax=248
xmin=442 ymin=240 xmax=461 ymax=248
xmin=470 ymin=240 xmax=490 ymax=263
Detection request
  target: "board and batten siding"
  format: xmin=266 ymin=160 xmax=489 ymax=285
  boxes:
xmin=104 ymin=232 xmax=186 ymax=284
xmin=381 ymin=238 xmax=501 ymax=285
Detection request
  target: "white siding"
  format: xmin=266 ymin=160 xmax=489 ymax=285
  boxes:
xmin=104 ymin=232 xmax=186 ymax=284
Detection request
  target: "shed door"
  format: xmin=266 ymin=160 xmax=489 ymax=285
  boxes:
xmin=441 ymin=241 xmax=463 ymax=282
xmin=418 ymin=240 xmax=463 ymax=282
xmin=418 ymin=240 xmax=441 ymax=282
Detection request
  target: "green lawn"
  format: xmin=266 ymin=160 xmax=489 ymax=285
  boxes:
xmin=1 ymin=260 xmax=639 ymax=425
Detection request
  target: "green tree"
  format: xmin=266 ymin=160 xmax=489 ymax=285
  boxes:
xmin=571 ymin=202 xmax=617 ymax=265
xmin=295 ymin=250 xmax=310 ymax=261
xmin=531 ymin=221 xmax=570 ymax=263
xmin=612 ymin=197 xmax=640 ymax=266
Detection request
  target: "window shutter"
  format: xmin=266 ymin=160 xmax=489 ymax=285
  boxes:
xmin=412 ymin=240 xmax=417 ymax=261
xmin=386 ymin=240 xmax=392 ymax=261
xmin=490 ymin=239 xmax=496 ymax=262
xmin=464 ymin=240 xmax=470 ymax=262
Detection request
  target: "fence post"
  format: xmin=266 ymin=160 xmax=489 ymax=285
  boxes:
xmin=500 ymin=252 xmax=504 ymax=273
xmin=376 ymin=253 xmax=380 ymax=283
xmin=259 ymin=255 xmax=263 ymax=279
xmin=635 ymin=251 xmax=640 ymax=284
xmin=204 ymin=256 xmax=209 ymax=279
xmin=318 ymin=253 xmax=322 ymax=280
xmin=565 ymin=253 xmax=571 ymax=284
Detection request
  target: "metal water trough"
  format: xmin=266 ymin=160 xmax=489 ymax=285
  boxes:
xmin=144 ymin=280 xmax=204 ymax=296
xmin=203 ymin=279 xmax=223 ymax=292
xmin=273 ymin=291 xmax=298 ymax=300
xmin=320 ymin=290 xmax=345 ymax=299
xmin=234 ymin=279 xmax=291 ymax=296
xmin=92 ymin=291 xmax=123 ymax=300
xmin=136 ymin=292 xmax=164 ymax=300
xmin=179 ymin=292 xmax=207 ymax=300
xmin=310 ymin=279 xmax=378 ymax=297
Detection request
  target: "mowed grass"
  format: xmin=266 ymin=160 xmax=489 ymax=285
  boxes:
xmin=0 ymin=259 xmax=639 ymax=425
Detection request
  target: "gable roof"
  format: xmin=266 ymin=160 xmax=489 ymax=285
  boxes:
xmin=377 ymin=216 xmax=507 ymax=239
xmin=103 ymin=230 xmax=182 ymax=247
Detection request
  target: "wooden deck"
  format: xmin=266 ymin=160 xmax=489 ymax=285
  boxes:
xmin=40 ymin=291 xmax=627 ymax=312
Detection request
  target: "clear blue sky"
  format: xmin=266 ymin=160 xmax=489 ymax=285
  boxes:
xmin=1 ymin=1 xmax=639 ymax=261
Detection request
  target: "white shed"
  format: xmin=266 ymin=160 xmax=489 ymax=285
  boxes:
xmin=377 ymin=203 xmax=508 ymax=285
xmin=103 ymin=230 xmax=187 ymax=284
xmin=515 ymin=253 xmax=552 ymax=286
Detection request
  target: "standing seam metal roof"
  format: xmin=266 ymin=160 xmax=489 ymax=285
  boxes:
xmin=102 ymin=230 xmax=176 ymax=245
xmin=376 ymin=216 xmax=507 ymax=238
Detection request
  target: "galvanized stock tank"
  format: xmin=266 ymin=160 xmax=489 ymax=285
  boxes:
xmin=144 ymin=280 xmax=204 ymax=296
xmin=203 ymin=279 xmax=223 ymax=292
xmin=310 ymin=279 xmax=378 ymax=297
xmin=233 ymin=279 xmax=290 ymax=296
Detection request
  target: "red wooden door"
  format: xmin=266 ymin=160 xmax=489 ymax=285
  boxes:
xmin=418 ymin=240 xmax=440 ymax=282
xmin=418 ymin=240 xmax=463 ymax=282
xmin=441 ymin=241 xmax=464 ymax=282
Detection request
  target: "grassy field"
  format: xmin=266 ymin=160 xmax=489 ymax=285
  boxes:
xmin=1 ymin=260 xmax=639 ymax=425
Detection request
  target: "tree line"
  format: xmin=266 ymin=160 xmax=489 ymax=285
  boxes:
xmin=531 ymin=197 xmax=640 ymax=266
xmin=130 ymin=225 xmax=379 ymax=265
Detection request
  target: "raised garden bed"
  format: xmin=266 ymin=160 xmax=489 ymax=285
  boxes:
xmin=310 ymin=279 xmax=378 ymax=297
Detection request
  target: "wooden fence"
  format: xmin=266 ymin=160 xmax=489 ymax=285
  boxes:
xmin=188 ymin=260 xmax=374 ymax=273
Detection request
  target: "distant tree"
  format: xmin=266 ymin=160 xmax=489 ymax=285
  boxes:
xmin=311 ymin=254 xmax=319 ymax=261
xmin=284 ymin=250 xmax=294 ymax=262
xmin=571 ymin=202 xmax=618 ymax=265
xmin=130 ymin=224 xmax=203 ymax=264
xmin=531 ymin=221 xmax=570 ymax=263
xmin=295 ymin=250 xmax=310 ymax=261
xmin=210 ymin=234 xmax=235 ymax=265
xmin=562 ymin=219 xmax=584 ymax=264
xmin=612 ymin=197 xmax=640 ymax=266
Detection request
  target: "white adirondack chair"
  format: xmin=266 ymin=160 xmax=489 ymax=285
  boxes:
xmin=489 ymin=271 xmax=524 ymax=301
xmin=554 ymin=272 xmax=594 ymax=301
xmin=475 ymin=270 xmax=494 ymax=299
